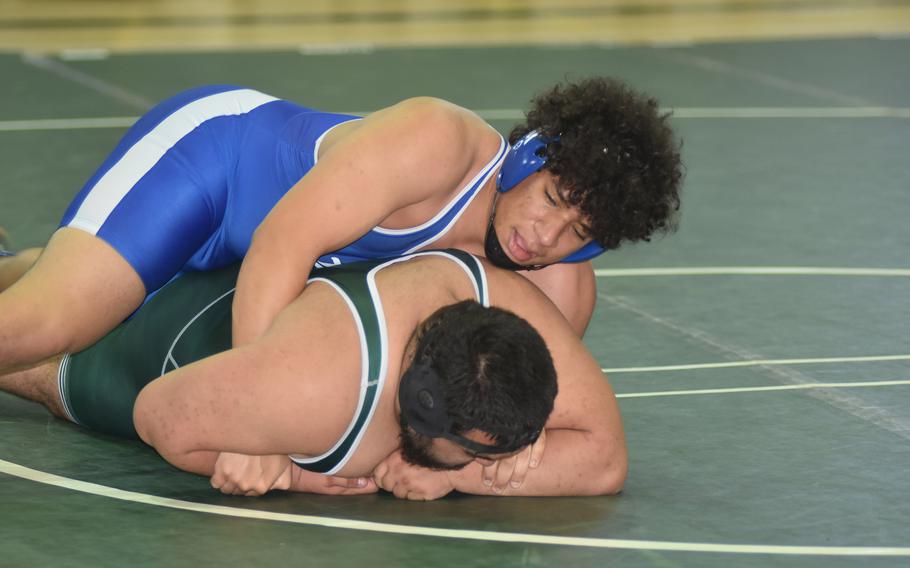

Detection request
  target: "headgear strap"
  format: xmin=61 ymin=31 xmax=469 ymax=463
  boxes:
xmin=398 ymin=361 xmax=540 ymax=455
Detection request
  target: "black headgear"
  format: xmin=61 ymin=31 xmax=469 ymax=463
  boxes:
xmin=398 ymin=361 xmax=540 ymax=455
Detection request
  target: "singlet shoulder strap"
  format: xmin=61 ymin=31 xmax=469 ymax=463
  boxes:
xmin=290 ymin=261 xmax=387 ymax=474
xmin=289 ymin=250 xmax=488 ymax=474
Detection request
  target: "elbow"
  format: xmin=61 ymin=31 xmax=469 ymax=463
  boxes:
xmin=133 ymin=387 xmax=155 ymax=446
xmin=591 ymin=439 xmax=628 ymax=496
xmin=133 ymin=386 xmax=184 ymax=460
xmin=596 ymin=460 xmax=628 ymax=495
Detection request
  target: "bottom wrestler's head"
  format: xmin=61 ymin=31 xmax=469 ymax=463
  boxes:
xmin=397 ymin=300 xmax=558 ymax=471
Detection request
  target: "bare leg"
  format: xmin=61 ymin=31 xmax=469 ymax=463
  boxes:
xmin=0 ymin=247 xmax=42 ymax=291
xmin=0 ymin=357 xmax=68 ymax=419
xmin=0 ymin=227 xmax=146 ymax=374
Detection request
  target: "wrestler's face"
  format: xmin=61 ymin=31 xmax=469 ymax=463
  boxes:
xmin=399 ymin=425 xmax=520 ymax=471
xmin=490 ymin=170 xmax=594 ymax=267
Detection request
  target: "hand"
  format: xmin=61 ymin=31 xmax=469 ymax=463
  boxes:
xmin=372 ymin=450 xmax=454 ymax=501
xmin=482 ymin=428 xmax=547 ymax=494
xmin=211 ymin=452 xmax=294 ymax=496
xmin=289 ymin=466 xmax=379 ymax=496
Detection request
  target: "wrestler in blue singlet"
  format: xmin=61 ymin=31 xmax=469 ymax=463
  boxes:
xmin=59 ymin=85 xmax=507 ymax=294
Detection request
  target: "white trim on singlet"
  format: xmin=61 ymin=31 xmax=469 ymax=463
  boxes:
xmin=67 ymin=89 xmax=278 ymax=235
xmin=312 ymin=117 xmax=362 ymax=164
xmin=56 ymin=354 xmax=78 ymax=424
xmin=288 ymin=277 xmax=370 ymax=475
xmin=287 ymin=250 xmax=486 ymax=474
xmin=371 ymin=132 xmax=508 ymax=239
xmin=160 ymin=288 xmax=237 ymax=375
xmin=398 ymin=250 xmax=489 ymax=307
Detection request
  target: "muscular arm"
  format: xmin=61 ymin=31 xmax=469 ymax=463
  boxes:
xmin=375 ymin=272 xmax=625 ymax=500
xmin=521 ymin=261 xmax=596 ymax=337
xmin=232 ymin=98 xmax=476 ymax=346
xmin=134 ymin=290 xmax=362 ymax=478
xmin=474 ymin=267 xmax=626 ymax=496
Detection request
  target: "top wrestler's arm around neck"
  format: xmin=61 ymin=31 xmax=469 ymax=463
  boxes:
xmin=231 ymin=98 xmax=482 ymax=346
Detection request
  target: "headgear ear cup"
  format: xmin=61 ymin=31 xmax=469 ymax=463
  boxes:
xmin=560 ymin=241 xmax=605 ymax=263
xmin=398 ymin=360 xmax=541 ymax=455
xmin=496 ymin=130 xmax=549 ymax=193
xmin=495 ymin=130 xmax=606 ymax=262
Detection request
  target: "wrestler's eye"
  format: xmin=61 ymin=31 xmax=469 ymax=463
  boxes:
xmin=572 ymin=221 xmax=592 ymax=241
xmin=545 ymin=190 xmax=558 ymax=207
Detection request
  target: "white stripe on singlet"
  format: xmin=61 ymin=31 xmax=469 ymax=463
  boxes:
xmin=67 ymin=89 xmax=278 ymax=235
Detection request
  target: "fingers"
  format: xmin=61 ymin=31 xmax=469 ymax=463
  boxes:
xmin=504 ymin=431 xmax=546 ymax=491
xmin=270 ymin=468 xmax=293 ymax=492
xmin=325 ymin=476 xmax=373 ymax=490
xmin=338 ymin=478 xmax=379 ymax=495
xmin=210 ymin=453 xmax=292 ymax=497
xmin=481 ymin=461 xmax=497 ymax=489
xmin=491 ymin=456 xmax=518 ymax=494
xmin=529 ymin=428 xmax=547 ymax=469
xmin=509 ymin=449 xmax=533 ymax=490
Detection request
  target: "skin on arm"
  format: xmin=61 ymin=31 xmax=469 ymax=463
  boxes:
xmin=432 ymin=266 xmax=626 ymax=497
xmin=455 ymin=285 xmax=626 ymax=496
xmin=134 ymin=287 xmax=367 ymax=480
xmin=231 ymin=98 xmax=479 ymax=346
xmin=210 ymin=452 xmax=377 ymax=496
xmin=521 ymin=261 xmax=596 ymax=337
xmin=0 ymin=322 xmax=373 ymax=497
xmin=374 ymin=268 xmax=625 ymax=499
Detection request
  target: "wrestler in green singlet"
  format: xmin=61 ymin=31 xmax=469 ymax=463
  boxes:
xmin=57 ymin=249 xmax=487 ymax=473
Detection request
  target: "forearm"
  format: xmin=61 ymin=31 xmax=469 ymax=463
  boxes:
xmin=155 ymin=448 xmax=221 ymax=477
xmin=232 ymin=229 xmax=315 ymax=346
xmin=448 ymin=429 xmax=626 ymax=497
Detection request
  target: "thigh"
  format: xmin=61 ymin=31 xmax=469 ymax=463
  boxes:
xmin=0 ymin=229 xmax=146 ymax=368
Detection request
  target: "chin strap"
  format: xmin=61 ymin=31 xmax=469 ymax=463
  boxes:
xmin=482 ymin=193 xmax=545 ymax=272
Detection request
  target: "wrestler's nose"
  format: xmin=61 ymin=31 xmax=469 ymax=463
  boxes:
xmin=537 ymin=213 xmax=568 ymax=248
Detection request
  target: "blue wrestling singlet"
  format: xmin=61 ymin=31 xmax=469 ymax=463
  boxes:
xmin=59 ymin=85 xmax=507 ymax=293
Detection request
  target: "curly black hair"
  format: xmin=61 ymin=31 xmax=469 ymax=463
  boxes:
xmin=510 ymin=77 xmax=684 ymax=250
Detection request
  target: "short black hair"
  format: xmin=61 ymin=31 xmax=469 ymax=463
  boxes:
xmin=403 ymin=300 xmax=558 ymax=456
xmin=510 ymin=76 xmax=684 ymax=250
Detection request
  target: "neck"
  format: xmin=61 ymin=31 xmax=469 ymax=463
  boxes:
xmin=441 ymin=173 xmax=499 ymax=257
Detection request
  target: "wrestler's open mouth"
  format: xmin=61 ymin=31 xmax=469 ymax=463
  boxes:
xmin=509 ymin=230 xmax=535 ymax=262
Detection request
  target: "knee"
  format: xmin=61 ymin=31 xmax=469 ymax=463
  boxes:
xmin=0 ymin=300 xmax=82 ymax=366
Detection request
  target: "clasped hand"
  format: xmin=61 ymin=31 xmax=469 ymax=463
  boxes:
xmin=373 ymin=429 xmax=547 ymax=499
xmin=210 ymin=452 xmax=377 ymax=496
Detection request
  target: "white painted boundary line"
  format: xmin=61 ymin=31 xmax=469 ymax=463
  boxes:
xmin=1 ymin=458 xmax=908 ymax=557
xmin=603 ymin=354 xmax=910 ymax=374
xmin=474 ymin=107 xmax=910 ymax=120
xmin=0 ymin=117 xmax=137 ymax=132
xmin=3 ymin=107 xmax=910 ymax=132
xmin=616 ymin=380 xmax=910 ymax=399
xmin=595 ymin=266 xmax=910 ymax=278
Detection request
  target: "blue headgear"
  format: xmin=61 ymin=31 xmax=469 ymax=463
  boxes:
xmin=495 ymin=130 xmax=605 ymax=263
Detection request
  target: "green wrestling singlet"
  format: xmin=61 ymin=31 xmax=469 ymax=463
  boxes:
xmin=57 ymin=249 xmax=488 ymax=474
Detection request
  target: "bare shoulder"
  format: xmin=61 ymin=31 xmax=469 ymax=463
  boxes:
xmin=377 ymin=97 xmax=501 ymax=166
xmin=521 ymin=262 xmax=597 ymax=336
xmin=379 ymin=253 xmax=479 ymax=305
xmin=478 ymin=259 xmax=572 ymax=330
